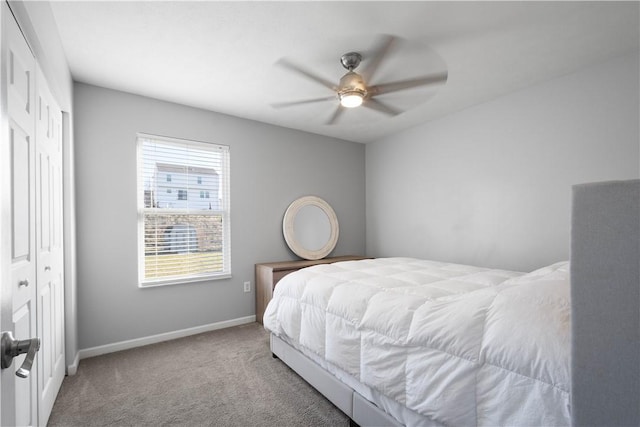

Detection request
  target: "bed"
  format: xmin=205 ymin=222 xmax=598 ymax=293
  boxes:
xmin=263 ymin=180 xmax=639 ymax=427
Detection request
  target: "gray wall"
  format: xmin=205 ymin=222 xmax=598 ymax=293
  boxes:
xmin=366 ymin=51 xmax=640 ymax=272
xmin=74 ymin=83 xmax=365 ymax=349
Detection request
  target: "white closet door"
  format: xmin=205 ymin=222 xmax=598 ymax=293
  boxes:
xmin=35 ymin=65 xmax=65 ymax=426
xmin=2 ymin=5 xmax=66 ymax=425
xmin=0 ymin=3 xmax=39 ymax=426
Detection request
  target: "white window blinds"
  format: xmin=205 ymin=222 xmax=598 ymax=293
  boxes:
xmin=137 ymin=134 xmax=230 ymax=286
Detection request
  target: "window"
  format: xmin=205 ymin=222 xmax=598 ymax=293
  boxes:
xmin=197 ymin=176 xmax=202 ymax=184
xmin=137 ymin=133 xmax=231 ymax=287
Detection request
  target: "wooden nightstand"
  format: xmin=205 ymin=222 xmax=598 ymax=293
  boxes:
xmin=255 ymin=255 xmax=368 ymax=324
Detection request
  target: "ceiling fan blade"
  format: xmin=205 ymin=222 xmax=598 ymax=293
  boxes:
xmin=271 ymin=96 xmax=336 ymax=109
xmin=363 ymin=98 xmax=403 ymax=116
xmin=276 ymin=58 xmax=336 ymax=91
xmin=361 ymin=34 xmax=397 ymax=83
xmin=326 ymin=106 xmax=345 ymax=125
xmin=370 ymin=72 xmax=448 ymax=95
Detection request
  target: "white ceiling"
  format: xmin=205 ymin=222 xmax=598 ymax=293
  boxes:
xmin=50 ymin=1 xmax=639 ymax=144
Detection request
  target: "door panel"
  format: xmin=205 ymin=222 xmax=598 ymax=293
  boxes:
xmin=38 ymin=152 xmax=51 ymax=252
xmin=7 ymin=50 xmax=32 ymax=131
xmin=2 ymin=5 xmax=65 ymax=426
xmin=11 ymin=127 xmax=31 ymax=260
xmin=39 ymin=286 xmax=52 ymax=397
xmin=0 ymin=2 xmax=65 ymax=425
xmin=3 ymin=5 xmax=38 ymax=425
xmin=35 ymin=65 xmax=65 ymax=426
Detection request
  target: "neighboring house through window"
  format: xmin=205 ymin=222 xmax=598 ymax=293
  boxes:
xmin=137 ymin=133 xmax=231 ymax=286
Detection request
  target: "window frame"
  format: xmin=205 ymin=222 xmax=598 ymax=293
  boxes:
xmin=136 ymin=133 xmax=231 ymax=287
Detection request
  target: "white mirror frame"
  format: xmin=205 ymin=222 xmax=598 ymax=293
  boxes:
xmin=283 ymin=196 xmax=339 ymax=260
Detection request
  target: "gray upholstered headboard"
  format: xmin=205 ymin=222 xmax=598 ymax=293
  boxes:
xmin=571 ymin=180 xmax=639 ymax=426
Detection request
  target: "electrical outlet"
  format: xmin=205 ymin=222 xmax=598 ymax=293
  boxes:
xmin=243 ymin=281 xmax=251 ymax=293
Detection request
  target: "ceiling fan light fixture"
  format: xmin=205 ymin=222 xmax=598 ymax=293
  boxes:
xmin=340 ymin=91 xmax=364 ymax=108
xmin=338 ymin=71 xmax=367 ymax=108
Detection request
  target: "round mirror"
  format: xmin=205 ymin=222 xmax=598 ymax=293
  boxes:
xmin=283 ymin=196 xmax=339 ymax=260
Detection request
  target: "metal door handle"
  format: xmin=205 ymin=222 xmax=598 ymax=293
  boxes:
xmin=1 ymin=331 xmax=40 ymax=378
xmin=18 ymin=279 xmax=29 ymax=287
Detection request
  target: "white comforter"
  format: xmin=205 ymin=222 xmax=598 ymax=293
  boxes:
xmin=263 ymin=257 xmax=571 ymax=426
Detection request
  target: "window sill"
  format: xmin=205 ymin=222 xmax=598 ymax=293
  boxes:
xmin=139 ymin=273 xmax=232 ymax=288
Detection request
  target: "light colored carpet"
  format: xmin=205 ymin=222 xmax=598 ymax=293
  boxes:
xmin=48 ymin=323 xmax=349 ymax=426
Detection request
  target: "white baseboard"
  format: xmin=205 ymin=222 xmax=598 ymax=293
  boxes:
xmin=78 ymin=315 xmax=256 ymax=360
xmin=66 ymin=351 xmax=80 ymax=376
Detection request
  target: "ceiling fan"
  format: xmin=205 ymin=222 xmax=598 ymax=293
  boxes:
xmin=271 ymin=35 xmax=448 ymax=125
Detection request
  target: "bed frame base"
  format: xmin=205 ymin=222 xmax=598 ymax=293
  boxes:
xmin=270 ymin=334 xmax=403 ymax=427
